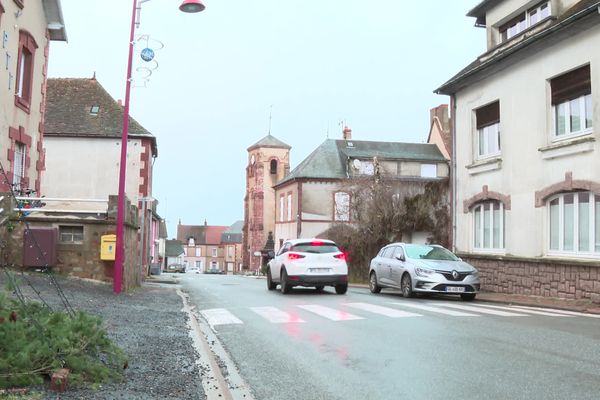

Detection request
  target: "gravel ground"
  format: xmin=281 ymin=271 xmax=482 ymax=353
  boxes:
xmin=0 ymin=271 xmax=205 ymax=399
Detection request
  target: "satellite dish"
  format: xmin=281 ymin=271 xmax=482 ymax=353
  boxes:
xmin=352 ymin=159 xmax=362 ymax=170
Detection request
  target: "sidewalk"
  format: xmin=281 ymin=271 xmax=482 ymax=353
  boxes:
xmin=347 ymin=282 xmax=600 ymax=315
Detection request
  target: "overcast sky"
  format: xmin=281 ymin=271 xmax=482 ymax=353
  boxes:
xmin=47 ymin=0 xmax=485 ymax=238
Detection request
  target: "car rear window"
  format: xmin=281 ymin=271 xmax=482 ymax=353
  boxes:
xmin=291 ymin=242 xmax=340 ymax=254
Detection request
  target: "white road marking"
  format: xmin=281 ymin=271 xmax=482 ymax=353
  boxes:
xmin=250 ymin=306 xmax=306 ymax=323
xmin=510 ymin=305 xmax=600 ymax=319
xmin=200 ymin=308 xmax=243 ymax=326
xmin=297 ymin=305 xmax=364 ymax=321
xmin=429 ymin=303 xmax=528 ymax=317
xmin=344 ymin=302 xmax=422 ymax=318
xmin=474 ymin=304 xmax=573 ymax=317
xmin=390 ymin=302 xmax=479 ymax=317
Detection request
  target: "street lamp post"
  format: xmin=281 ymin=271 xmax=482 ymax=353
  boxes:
xmin=113 ymin=0 xmax=205 ymax=294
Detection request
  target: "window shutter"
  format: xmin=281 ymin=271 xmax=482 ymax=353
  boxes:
xmin=551 ymin=65 xmax=591 ymax=105
xmin=476 ymin=101 xmax=500 ymax=129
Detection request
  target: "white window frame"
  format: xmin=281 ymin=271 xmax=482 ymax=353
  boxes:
xmin=359 ymin=161 xmax=374 ymax=175
xmin=503 ymin=1 xmax=550 ymax=41
xmin=552 ymin=94 xmax=593 ymax=141
xmin=334 ymin=191 xmax=350 ymax=222
xmin=279 ymin=195 xmax=284 ymax=222
xmin=195 ymin=247 xmax=201 ymax=257
xmin=59 ymin=225 xmax=84 ymax=243
xmin=13 ymin=142 xmax=26 ymax=191
xmin=473 ymin=201 xmax=505 ymax=253
xmin=477 ymin=122 xmax=501 ymax=159
xmin=211 ymin=248 xmax=218 ymax=257
xmin=547 ymin=192 xmax=599 ymax=257
xmin=287 ymin=194 xmax=292 ymax=221
xmin=228 ymin=246 xmax=234 ymax=257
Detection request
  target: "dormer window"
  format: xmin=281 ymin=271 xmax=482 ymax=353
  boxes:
xmin=500 ymin=1 xmax=550 ymax=42
xmin=188 ymin=237 xmax=195 ymax=246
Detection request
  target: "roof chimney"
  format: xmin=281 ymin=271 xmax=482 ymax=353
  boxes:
xmin=342 ymin=126 xmax=352 ymax=140
xmin=117 ymin=99 xmax=123 ymax=107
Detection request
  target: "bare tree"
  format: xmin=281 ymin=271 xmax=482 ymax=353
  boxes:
xmin=323 ymin=171 xmax=449 ymax=282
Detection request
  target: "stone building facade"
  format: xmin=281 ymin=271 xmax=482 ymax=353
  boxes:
xmin=242 ymin=135 xmax=290 ymax=271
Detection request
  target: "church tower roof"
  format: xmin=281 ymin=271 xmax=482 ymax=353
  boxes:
xmin=247 ymin=134 xmax=291 ymax=151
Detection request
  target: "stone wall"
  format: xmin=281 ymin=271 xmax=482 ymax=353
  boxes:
xmin=0 ymin=194 xmax=142 ymax=291
xmin=459 ymin=253 xmax=600 ymax=303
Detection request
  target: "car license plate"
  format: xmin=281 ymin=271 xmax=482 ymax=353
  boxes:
xmin=446 ymin=286 xmax=465 ymax=293
xmin=310 ymin=268 xmax=330 ymax=273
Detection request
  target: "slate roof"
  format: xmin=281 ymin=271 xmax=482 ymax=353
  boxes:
xmin=247 ymin=134 xmax=291 ymax=151
xmin=221 ymin=221 xmax=243 ymax=244
xmin=165 ymin=240 xmax=184 ymax=257
xmin=275 ymin=139 xmax=446 ymax=187
xmin=45 ymin=77 xmax=157 ymax=154
xmin=436 ymin=0 xmax=600 ymax=95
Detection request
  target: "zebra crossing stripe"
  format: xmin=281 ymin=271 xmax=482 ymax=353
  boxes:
xmin=251 ymin=306 xmax=306 ymax=323
xmin=473 ymin=304 xmax=573 ymax=317
xmin=429 ymin=303 xmax=528 ymax=317
xmin=200 ymin=308 xmax=244 ymax=327
xmin=297 ymin=305 xmax=363 ymax=321
xmin=510 ymin=305 xmax=600 ymax=319
xmin=344 ymin=302 xmax=422 ymax=318
xmin=390 ymin=302 xmax=479 ymax=317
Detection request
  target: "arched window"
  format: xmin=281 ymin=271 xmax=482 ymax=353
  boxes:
xmin=548 ymin=192 xmax=599 ymax=255
xmin=270 ymin=159 xmax=278 ymax=174
xmin=473 ymin=200 xmax=504 ymax=250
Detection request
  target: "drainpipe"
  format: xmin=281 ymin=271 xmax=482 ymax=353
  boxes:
xmin=451 ymin=94 xmax=457 ymax=252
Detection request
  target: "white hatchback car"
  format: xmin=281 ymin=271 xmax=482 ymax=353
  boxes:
xmin=266 ymin=238 xmax=349 ymax=294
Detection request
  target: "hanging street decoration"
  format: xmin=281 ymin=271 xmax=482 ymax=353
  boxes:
xmin=132 ymin=34 xmax=164 ymax=88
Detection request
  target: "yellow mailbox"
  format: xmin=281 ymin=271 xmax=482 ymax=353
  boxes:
xmin=100 ymin=234 xmax=116 ymax=261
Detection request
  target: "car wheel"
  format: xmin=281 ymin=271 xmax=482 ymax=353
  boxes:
xmin=315 ymin=285 xmax=324 ymax=292
xmin=461 ymin=293 xmax=476 ymax=301
xmin=401 ymin=273 xmax=414 ymax=298
xmin=280 ymin=269 xmax=291 ymax=294
xmin=369 ymin=272 xmax=381 ymax=294
xmin=335 ymin=284 xmax=348 ymax=295
xmin=267 ymin=269 xmax=277 ymax=291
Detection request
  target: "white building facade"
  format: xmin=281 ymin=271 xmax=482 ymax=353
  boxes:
xmin=437 ymin=0 xmax=600 ymax=301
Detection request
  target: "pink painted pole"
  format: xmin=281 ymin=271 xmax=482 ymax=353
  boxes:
xmin=114 ymin=0 xmax=138 ymax=294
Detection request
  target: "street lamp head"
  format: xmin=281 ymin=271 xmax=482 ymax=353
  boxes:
xmin=179 ymin=0 xmax=205 ymax=13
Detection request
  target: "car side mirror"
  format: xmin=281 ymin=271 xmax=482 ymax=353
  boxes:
xmin=395 ymin=255 xmax=405 ymax=262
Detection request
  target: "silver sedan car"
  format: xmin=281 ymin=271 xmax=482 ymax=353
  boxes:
xmin=368 ymin=243 xmax=480 ymax=301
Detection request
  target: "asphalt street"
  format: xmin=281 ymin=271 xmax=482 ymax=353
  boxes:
xmin=182 ymin=273 xmax=600 ymax=400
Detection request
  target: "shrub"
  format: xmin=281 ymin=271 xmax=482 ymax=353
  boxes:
xmin=0 ymin=291 xmax=127 ymax=388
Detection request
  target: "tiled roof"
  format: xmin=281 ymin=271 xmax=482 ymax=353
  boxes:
xmin=205 ymin=226 xmax=229 ymax=245
xmin=436 ymin=0 xmax=600 ymax=95
xmin=165 ymin=240 xmax=184 ymax=257
xmin=177 ymin=224 xmax=229 ymax=245
xmin=45 ymin=78 xmax=155 ymax=145
xmin=275 ymin=139 xmax=446 ymax=187
xmin=247 ymin=134 xmax=291 ymax=151
xmin=177 ymin=225 xmax=206 ymax=243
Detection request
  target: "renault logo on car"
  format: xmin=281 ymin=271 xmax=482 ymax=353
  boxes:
xmin=452 ymin=270 xmax=459 ymax=280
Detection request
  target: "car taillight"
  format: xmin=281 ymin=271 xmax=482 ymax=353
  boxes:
xmin=288 ymin=253 xmax=305 ymax=261
xmin=334 ymin=253 xmax=346 ymax=261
